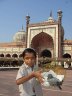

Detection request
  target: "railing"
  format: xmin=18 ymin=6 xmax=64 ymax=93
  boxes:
xmin=0 ymin=57 xmax=72 ymax=62
xmin=0 ymin=57 xmax=72 ymax=70
xmin=0 ymin=66 xmax=20 ymax=71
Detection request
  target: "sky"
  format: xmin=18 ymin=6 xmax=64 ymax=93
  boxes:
xmin=0 ymin=0 xmax=72 ymax=43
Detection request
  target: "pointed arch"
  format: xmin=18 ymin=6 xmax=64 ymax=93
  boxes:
xmin=5 ymin=54 xmax=11 ymax=57
xmin=40 ymin=49 xmax=52 ymax=58
xmin=12 ymin=54 xmax=18 ymax=58
xmin=31 ymin=32 xmax=54 ymax=55
xmin=0 ymin=54 xmax=4 ymax=57
xmin=63 ymin=53 xmax=71 ymax=58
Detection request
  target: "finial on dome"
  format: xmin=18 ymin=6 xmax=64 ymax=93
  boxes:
xmin=48 ymin=10 xmax=54 ymax=22
xmin=50 ymin=10 xmax=52 ymax=17
xmin=22 ymin=25 xmax=24 ymax=30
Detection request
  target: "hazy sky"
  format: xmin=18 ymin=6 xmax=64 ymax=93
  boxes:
xmin=0 ymin=0 xmax=72 ymax=42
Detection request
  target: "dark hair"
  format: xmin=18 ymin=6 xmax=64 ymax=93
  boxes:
xmin=22 ymin=48 xmax=36 ymax=58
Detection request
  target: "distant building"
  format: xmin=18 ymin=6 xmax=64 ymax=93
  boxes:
xmin=0 ymin=27 xmax=26 ymax=58
xmin=0 ymin=10 xmax=72 ymax=67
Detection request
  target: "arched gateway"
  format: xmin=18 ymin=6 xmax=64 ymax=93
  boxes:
xmin=26 ymin=10 xmax=64 ymax=58
xmin=40 ymin=49 xmax=52 ymax=58
xmin=31 ymin=32 xmax=53 ymax=57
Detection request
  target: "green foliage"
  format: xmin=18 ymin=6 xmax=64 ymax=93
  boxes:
xmin=41 ymin=61 xmax=66 ymax=75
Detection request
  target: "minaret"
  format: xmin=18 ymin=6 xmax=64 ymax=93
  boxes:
xmin=26 ymin=15 xmax=30 ymax=48
xmin=57 ymin=10 xmax=62 ymax=58
xmin=57 ymin=10 xmax=62 ymax=24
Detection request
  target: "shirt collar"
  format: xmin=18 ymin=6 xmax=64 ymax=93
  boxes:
xmin=23 ymin=62 xmax=31 ymax=69
xmin=23 ymin=62 xmax=34 ymax=70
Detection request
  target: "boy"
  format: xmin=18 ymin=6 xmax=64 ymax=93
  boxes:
xmin=16 ymin=48 xmax=43 ymax=96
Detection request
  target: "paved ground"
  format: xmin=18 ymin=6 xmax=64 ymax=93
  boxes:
xmin=0 ymin=70 xmax=19 ymax=96
xmin=0 ymin=69 xmax=72 ymax=96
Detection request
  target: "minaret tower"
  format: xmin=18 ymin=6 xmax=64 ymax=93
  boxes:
xmin=57 ymin=10 xmax=62 ymax=58
xmin=26 ymin=15 xmax=30 ymax=48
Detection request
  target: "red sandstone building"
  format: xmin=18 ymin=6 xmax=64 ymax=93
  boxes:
xmin=0 ymin=10 xmax=72 ymax=67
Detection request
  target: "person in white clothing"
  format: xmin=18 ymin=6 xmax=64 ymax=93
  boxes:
xmin=16 ymin=48 xmax=43 ymax=96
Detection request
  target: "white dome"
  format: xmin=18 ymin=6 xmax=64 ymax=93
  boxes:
xmin=13 ymin=28 xmax=26 ymax=42
xmin=48 ymin=11 xmax=54 ymax=22
xmin=48 ymin=17 xmax=54 ymax=22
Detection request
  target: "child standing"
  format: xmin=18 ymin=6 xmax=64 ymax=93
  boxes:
xmin=16 ymin=48 xmax=43 ymax=96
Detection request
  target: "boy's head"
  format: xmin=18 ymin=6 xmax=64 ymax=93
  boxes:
xmin=22 ymin=48 xmax=36 ymax=58
xmin=22 ymin=48 xmax=37 ymax=67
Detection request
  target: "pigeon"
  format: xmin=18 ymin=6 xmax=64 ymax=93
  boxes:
xmin=42 ymin=70 xmax=64 ymax=90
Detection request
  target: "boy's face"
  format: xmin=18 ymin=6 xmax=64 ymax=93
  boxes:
xmin=23 ymin=52 xmax=36 ymax=67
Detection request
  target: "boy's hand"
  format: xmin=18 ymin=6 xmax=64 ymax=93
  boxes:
xmin=33 ymin=69 xmax=44 ymax=83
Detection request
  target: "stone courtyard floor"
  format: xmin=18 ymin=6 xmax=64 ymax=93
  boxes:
xmin=0 ymin=69 xmax=72 ymax=96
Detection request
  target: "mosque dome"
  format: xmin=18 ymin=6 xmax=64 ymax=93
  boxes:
xmin=48 ymin=11 xmax=54 ymax=22
xmin=48 ymin=17 xmax=54 ymax=22
xmin=13 ymin=26 xmax=26 ymax=42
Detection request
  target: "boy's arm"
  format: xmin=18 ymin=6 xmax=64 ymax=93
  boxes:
xmin=16 ymin=72 xmax=34 ymax=85
xmin=16 ymin=70 xmax=43 ymax=85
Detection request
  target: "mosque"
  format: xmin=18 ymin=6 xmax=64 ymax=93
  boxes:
xmin=0 ymin=10 xmax=72 ymax=68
